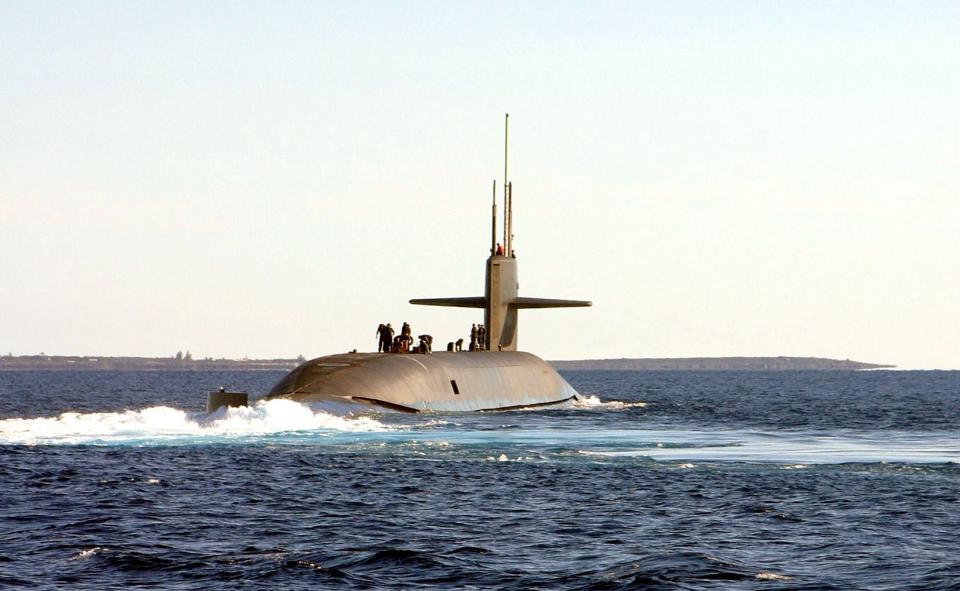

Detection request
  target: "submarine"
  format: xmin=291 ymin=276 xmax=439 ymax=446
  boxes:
xmin=262 ymin=115 xmax=591 ymax=413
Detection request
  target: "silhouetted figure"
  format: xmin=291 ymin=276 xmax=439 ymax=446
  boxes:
xmin=417 ymin=335 xmax=433 ymax=354
xmin=401 ymin=322 xmax=411 ymax=338
xmin=477 ymin=324 xmax=486 ymax=350
xmin=469 ymin=324 xmax=478 ymax=352
xmin=455 ymin=338 xmax=464 ymax=352
xmin=376 ymin=323 xmax=393 ymax=353
xmin=447 ymin=341 xmax=455 ymax=352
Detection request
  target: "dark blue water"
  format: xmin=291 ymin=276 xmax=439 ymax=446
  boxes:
xmin=1 ymin=370 xmax=957 ymax=590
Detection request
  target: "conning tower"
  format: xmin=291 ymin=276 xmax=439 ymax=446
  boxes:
xmin=410 ymin=114 xmax=591 ymax=350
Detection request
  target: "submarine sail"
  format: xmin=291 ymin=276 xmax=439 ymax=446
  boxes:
xmin=265 ymin=115 xmax=591 ymax=412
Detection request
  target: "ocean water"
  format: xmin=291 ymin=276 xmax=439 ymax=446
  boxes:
xmin=0 ymin=370 xmax=957 ymax=590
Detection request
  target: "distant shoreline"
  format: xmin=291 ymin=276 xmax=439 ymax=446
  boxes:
xmin=0 ymin=354 xmax=894 ymax=371
xmin=550 ymin=357 xmax=895 ymax=371
xmin=0 ymin=356 xmax=301 ymax=371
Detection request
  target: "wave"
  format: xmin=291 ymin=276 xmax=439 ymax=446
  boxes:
xmin=0 ymin=399 xmax=389 ymax=445
xmin=574 ymin=394 xmax=647 ymax=410
xmin=3 ymin=398 xmax=956 ymax=468
xmin=581 ymin=429 xmax=960 ymax=465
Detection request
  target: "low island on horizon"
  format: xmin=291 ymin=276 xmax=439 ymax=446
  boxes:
xmin=550 ymin=356 xmax=894 ymax=371
xmin=0 ymin=354 xmax=894 ymax=372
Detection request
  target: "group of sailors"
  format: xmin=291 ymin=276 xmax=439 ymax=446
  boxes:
xmin=376 ymin=322 xmax=433 ymax=354
xmin=375 ymin=321 xmax=490 ymax=354
xmin=468 ymin=323 xmax=487 ymax=351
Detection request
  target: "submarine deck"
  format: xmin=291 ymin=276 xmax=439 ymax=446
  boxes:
xmin=265 ymin=351 xmax=579 ymax=412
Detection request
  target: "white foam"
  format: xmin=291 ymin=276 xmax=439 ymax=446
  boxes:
xmin=0 ymin=399 xmax=389 ymax=445
xmin=756 ymin=572 xmax=793 ymax=581
xmin=70 ymin=547 xmax=102 ymax=561
xmin=574 ymin=395 xmax=646 ymax=410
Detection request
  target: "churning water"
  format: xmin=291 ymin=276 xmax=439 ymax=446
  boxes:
xmin=1 ymin=369 xmax=957 ymax=589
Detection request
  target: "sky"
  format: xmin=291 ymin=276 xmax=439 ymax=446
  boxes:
xmin=1 ymin=1 xmax=958 ymax=369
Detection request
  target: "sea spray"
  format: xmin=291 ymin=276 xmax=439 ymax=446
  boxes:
xmin=0 ymin=399 xmax=390 ymax=445
xmin=574 ymin=395 xmax=647 ymax=409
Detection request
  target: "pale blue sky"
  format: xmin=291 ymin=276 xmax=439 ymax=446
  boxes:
xmin=2 ymin=1 xmax=958 ymax=368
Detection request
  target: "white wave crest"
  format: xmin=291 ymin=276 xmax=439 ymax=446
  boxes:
xmin=574 ymin=395 xmax=647 ymax=410
xmin=0 ymin=399 xmax=389 ymax=445
xmin=70 ymin=547 xmax=103 ymax=561
xmin=756 ymin=572 xmax=794 ymax=581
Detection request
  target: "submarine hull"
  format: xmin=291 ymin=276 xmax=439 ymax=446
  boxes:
xmin=265 ymin=351 xmax=579 ymax=412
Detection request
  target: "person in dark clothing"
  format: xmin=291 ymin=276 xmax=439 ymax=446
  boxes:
xmin=418 ymin=335 xmax=433 ymax=354
xmin=469 ymin=324 xmax=478 ymax=351
xmin=386 ymin=324 xmax=397 ymax=352
xmin=377 ymin=324 xmax=392 ymax=353
xmin=401 ymin=322 xmax=411 ymax=338
xmin=477 ymin=324 xmax=486 ymax=350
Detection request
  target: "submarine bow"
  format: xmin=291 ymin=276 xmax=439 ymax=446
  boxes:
xmin=266 ymin=351 xmax=579 ymax=413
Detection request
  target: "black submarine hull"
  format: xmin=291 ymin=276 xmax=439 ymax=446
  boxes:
xmin=265 ymin=351 xmax=579 ymax=413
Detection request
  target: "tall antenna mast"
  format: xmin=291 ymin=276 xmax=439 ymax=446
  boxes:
xmin=491 ymin=180 xmax=497 ymax=254
xmin=503 ymin=113 xmax=511 ymax=254
xmin=508 ymin=181 xmax=513 ymax=255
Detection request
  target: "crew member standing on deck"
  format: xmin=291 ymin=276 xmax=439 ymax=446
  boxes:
xmin=385 ymin=323 xmax=395 ymax=352
xmin=418 ymin=335 xmax=433 ymax=354
xmin=477 ymin=324 xmax=486 ymax=351
xmin=376 ymin=324 xmax=392 ymax=353
xmin=469 ymin=324 xmax=478 ymax=351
